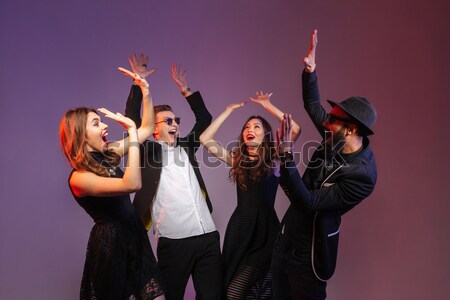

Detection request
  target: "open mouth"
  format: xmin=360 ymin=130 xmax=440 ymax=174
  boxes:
xmin=101 ymin=131 xmax=108 ymax=145
xmin=168 ymin=129 xmax=177 ymax=136
xmin=246 ymin=134 xmax=255 ymax=141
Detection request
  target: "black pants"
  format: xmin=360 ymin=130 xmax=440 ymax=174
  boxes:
xmin=157 ymin=231 xmax=223 ymax=300
xmin=271 ymin=237 xmax=327 ymax=300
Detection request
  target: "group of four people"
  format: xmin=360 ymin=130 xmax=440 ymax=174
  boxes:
xmin=59 ymin=30 xmax=377 ymax=300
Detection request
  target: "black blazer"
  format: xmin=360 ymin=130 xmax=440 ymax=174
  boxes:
xmin=125 ymin=85 xmax=213 ymax=230
xmin=279 ymin=70 xmax=377 ymax=281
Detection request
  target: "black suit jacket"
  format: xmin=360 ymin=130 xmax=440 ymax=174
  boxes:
xmin=279 ymin=71 xmax=377 ymax=281
xmin=125 ymin=85 xmax=213 ymax=230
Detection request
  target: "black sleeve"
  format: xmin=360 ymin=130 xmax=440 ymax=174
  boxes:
xmin=182 ymin=91 xmax=213 ymax=151
xmin=125 ymin=85 xmax=143 ymax=128
xmin=279 ymin=161 xmax=375 ymax=211
xmin=302 ymin=70 xmax=327 ymax=137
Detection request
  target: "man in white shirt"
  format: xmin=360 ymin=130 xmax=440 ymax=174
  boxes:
xmin=125 ymin=61 xmax=222 ymax=300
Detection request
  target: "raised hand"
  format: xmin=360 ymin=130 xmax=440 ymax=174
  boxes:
xmin=249 ymin=91 xmax=273 ymax=107
xmin=171 ymin=63 xmax=189 ymax=92
xmin=226 ymin=101 xmax=247 ymax=112
xmin=128 ymin=53 xmax=157 ymax=79
xmin=303 ymin=29 xmax=318 ymax=73
xmin=276 ymin=113 xmax=294 ymax=155
xmin=118 ymin=67 xmax=149 ymax=92
xmin=98 ymin=108 xmax=136 ymax=131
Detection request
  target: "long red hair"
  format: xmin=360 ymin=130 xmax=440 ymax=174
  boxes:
xmin=59 ymin=107 xmax=119 ymax=177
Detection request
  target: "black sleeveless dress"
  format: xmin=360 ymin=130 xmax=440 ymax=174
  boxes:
xmin=68 ymin=152 xmax=164 ymax=300
xmin=222 ymin=172 xmax=280 ymax=299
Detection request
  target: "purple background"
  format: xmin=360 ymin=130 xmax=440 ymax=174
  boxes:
xmin=1 ymin=0 xmax=449 ymax=299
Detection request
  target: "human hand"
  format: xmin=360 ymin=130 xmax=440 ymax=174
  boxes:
xmin=118 ymin=67 xmax=149 ymax=92
xmin=128 ymin=53 xmax=157 ymax=79
xmin=226 ymin=101 xmax=246 ymax=112
xmin=98 ymin=108 xmax=137 ymax=131
xmin=276 ymin=113 xmax=294 ymax=155
xmin=303 ymin=29 xmax=318 ymax=73
xmin=249 ymin=91 xmax=273 ymax=107
xmin=171 ymin=63 xmax=189 ymax=91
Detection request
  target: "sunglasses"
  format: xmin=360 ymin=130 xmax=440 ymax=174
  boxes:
xmin=326 ymin=114 xmax=353 ymax=124
xmin=155 ymin=117 xmax=181 ymax=126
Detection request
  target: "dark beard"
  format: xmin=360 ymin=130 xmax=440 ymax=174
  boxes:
xmin=325 ymin=127 xmax=347 ymax=158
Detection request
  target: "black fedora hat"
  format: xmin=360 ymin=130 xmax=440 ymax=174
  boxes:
xmin=327 ymin=96 xmax=377 ymax=136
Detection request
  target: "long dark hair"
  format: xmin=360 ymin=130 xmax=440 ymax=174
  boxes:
xmin=229 ymin=115 xmax=277 ymax=190
xmin=59 ymin=107 xmax=120 ymax=177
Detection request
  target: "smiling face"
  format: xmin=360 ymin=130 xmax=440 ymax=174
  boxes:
xmin=153 ymin=110 xmax=179 ymax=146
xmin=242 ymin=118 xmax=265 ymax=148
xmin=85 ymin=112 xmax=109 ymax=152
xmin=323 ymin=106 xmax=354 ymax=146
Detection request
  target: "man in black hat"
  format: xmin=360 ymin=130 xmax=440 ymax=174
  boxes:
xmin=271 ymin=29 xmax=378 ymax=299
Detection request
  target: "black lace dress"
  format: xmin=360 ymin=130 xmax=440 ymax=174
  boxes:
xmin=68 ymin=152 xmax=164 ymax=300
xmin=223 ymin=172 xmax=280 ymax=299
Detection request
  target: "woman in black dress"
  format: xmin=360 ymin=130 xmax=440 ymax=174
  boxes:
xmin=200 ymin=92 xmax=300 ymax=299
xmin=59 ymin=62 xmax=165 ymax=300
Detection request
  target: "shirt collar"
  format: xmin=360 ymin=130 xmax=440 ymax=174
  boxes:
xmin=156 ymin=140 xmax=178 ymax=151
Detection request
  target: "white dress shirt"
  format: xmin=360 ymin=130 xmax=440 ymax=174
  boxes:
xmin=151 ymin=142 xmax=216 ymax=239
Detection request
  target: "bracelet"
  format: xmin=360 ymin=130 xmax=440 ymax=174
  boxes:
xmin=181 ymin=87 xmax=191 ymax=97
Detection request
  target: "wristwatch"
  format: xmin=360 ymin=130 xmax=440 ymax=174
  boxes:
xmin=280 ymin=151 xmax=294 ymax=163
xmin=181 ymin=87 xmax=191 ymax=97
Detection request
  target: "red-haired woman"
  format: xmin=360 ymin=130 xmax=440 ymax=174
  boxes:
xmin=59 ymin=63 xmax=165 ymax=300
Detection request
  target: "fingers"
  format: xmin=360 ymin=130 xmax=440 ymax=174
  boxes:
xmin=98 ymin=108 xmax=118 ymax=119
xmin=275 ymin=128 xmax=280 ymax=151
xmin=236 ymin=101 xmax=246 ymax=108
xmin=284 ymin=117 xmax=289 ymax=139
xmin=284 ymin=113 xmax=293 ymax=139
xmin=127 ymin=56 xmax=136 ymax=73
xmin=118 ymin=67 xmax=134 ymax=78
xmin=310 ymin=29 xmax=318 ymax=47
xmin=98 ymin=108 xmax=122 ymax=122
xmin=174 ymin=64 xmax=185 ymax=78
xmin=313 ymin=29 xmax=318 ymax=46
xmin=276 ymin=128 xmax=280 ymax=142
xmin=250 ymin=91 xmax=272 ymax=102
xmin=98 ymin=109 xmax=126 ymax=122
xmin=118 ymin=67 xmax=142 ymax=81
xmin=281 ymin=113 xmax=293 ymax=139
xmin=98 ymin=107 xmax=114 ymax=117
xmin=227 ymin=101 xmax=246 ymax=110
xmin=257 ymin=91 xmax=272 ymax=96
xmin=147 ymin=68 xmax=157 ymax=76
xmin=137 ymin=53 xmax=149 ymax=68
xmin=284 ymin=114 xmax=289 ymax=136
xmin=171 ymin=63 xmax=187 ymax=86
xmin=132 ymin=52 xmax=138 ymax=66
xmin=118 ymin=66 xmax=132 ymax=75
xmin=171 ymin=63 xmax=178 ymax=80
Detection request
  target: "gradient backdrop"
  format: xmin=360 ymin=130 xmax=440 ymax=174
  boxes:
xmin=1 ymin=0 xmax=449 ymax=299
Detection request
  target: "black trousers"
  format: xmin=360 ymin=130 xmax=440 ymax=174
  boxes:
xmin=157 ymin=231 xmax=223 ymax=300
xmin=271 ymin=236 xmax=327 ymax=300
